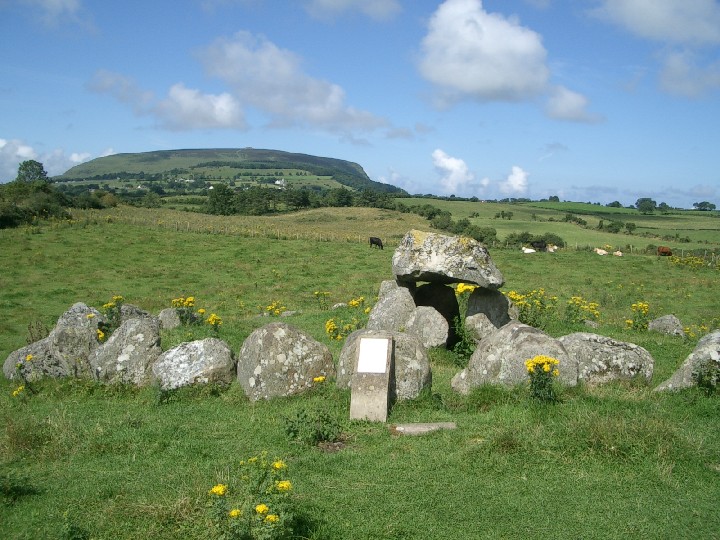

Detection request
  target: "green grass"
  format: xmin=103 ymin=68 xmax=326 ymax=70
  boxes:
xmin=1 ymin=206 xmax=719 ymax=539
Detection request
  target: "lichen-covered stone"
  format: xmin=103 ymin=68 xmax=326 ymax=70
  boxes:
xmin=366 ymin=281 xmax=416 ymax=332
xmin=91 ymin=316 xmax=162 ymax=385
xmin=237 ymin=322 xmax=334 ymax=401
xmin=452 ymin=321 xmax=576 ymax=394
xmin=337 ymin=329 xmax=431 ymax=400
xmin=153 ymin=338 xmax=235 ymax=390
xmin=3 ymin=302 xmax=103 ymax=380
xmin=559 ymin=332 xmax=654 ymax=385
xmin=648 ymin=314 xmax=686 ymax=338
xmin=392 ymin=230 xmax=504 ymax=287
xmin=655 ymin=330 xmax=720 ymax=392
xmin=405 ymin=306 xmax=449 ymax=349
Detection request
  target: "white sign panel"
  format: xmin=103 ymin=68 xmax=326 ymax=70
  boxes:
xmin=356 ymin=338 xmax=390 ymax=373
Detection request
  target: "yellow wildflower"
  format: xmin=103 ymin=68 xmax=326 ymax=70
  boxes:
xmin=208 ymin=484 xmax=228 ymax=496
xmin=275 ymin=480 xmax=292 ymax=492
xmin=313 ymin=375 xmax=326 ymax=384
xmin=86 ymin=313 xmax=95 ymax=319
xmin=12 ymin=385 xmax=25 ymax=397
xmin=272 ymin=460 xmax=287 ymax=470
xmin=25 ymin=354 xmax=33 ymax=362
xmin=255 ymin=503 xmax=269 ymax=515
xmin=229 ymin=509 xmax=241 ymax=518
xmin=265 ymin=514 xmax=279 ymax=523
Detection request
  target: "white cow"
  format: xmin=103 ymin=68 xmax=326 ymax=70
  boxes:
xmin=522 ymin=247 xmax=536 ymax=254
xmin=594 ymin=248 xmax=608 ymax=256
xmin=613 ymin=250 xmax=623 ymax=257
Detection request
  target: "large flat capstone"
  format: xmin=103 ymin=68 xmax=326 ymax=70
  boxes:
xmin=391 ymin=230 xmax=504 ymax=287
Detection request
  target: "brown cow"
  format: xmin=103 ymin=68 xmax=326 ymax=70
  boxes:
xmin=657 ymin=246 xmax=672 ymax=256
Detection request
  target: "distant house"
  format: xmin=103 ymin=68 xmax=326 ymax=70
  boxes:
xmin=275 ymin=178 xmax=287 ymax=189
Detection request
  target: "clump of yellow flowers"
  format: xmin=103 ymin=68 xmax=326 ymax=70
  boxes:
xmin=207 ymin=452 xmax=294 ymax=539
xmin=525 ymin=355 xmax=560 ymax=402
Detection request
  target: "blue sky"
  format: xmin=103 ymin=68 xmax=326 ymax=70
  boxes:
xmin=1 ymin=0 xmax=719 ymax=208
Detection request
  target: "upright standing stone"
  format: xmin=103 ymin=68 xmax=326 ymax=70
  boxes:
xmin=350 ymin=337 xmax=393 ymax=422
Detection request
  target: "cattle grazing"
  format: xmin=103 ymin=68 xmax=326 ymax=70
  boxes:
xmin=657 ymin=246 xmax=672 ymax=256
xmin=369 ymin=237 xmax=383 ymax=250
xmin=522 ymin=247 xmax=536 ymax=254
xmin=547 ymin=244 xmax=558 ymax=253
xmin=530 ymin=240 xmax=547 ymax=252
xmin=594 ymin=248 xmax=608 ymax=256
xmin=613 ymin=250 xmax=623 ymax=257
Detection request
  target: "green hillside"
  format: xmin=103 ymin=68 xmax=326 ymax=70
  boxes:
xmin=55 ymin=148 xmax=405 ymax=194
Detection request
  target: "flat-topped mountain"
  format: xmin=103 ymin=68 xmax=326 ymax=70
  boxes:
xmin=55 ymin=148 xmax=405 ymax=194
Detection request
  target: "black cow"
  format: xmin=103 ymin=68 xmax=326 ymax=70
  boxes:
xmin=530 ymin=240 xmax=547 ymax=252
xmin=369 ymin=237 xmax=383 ymax=250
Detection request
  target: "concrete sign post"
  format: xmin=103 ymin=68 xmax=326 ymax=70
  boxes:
xmin=350 ymin=337 xmax=393 ymax=422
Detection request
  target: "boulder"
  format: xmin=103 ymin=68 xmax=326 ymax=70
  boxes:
xmin=158 ymin=308 xmax=182 ymax=330
xmin=466 ymin=287 xmax=517 ymax=327
xmin=558 ymin=332 xmax=654 ymax=385
xmin=648 ymin=314 xmax=686 ymax=337
xmin=451 ymin=321 xmax=576 ymax=394
xmin=366 ymin=281 xmax=416 ymax=332
xmin=405 ymin=306 xmax=449 ymax=349
xmin=3 ymin=302 xmax=103 ymax=380
xmin=464 ymin=313 xmax=500 ymax=344
xmin=237 ymin=322 xmax=334 ymax=401
xmin=655 ymin=330 xmax=720 ymax=392
xmin=90 ymin=316 xmax=162 ymax=385
xmin=152 ymin=338 xmax=235 ymax=390
xmin=392 ymin=230 xmax=504 ymax=287
xmin=414 ymin=283 xmax=461 ymax=346
xmin=337 ymin=329 xmax=431 ymax=400
xmin=120 ymin=303 xmax=153 ymax=324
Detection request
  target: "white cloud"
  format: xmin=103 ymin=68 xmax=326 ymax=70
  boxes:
xmin=419 ymin=0 xmax=550 ymax=103
xmin=498 ymin=166 xmax=530 ymax=195
xmin=87 ymin=70 xmax=154 ymax=112
xmin=591 ymin=0 xmax=720 ymax=45
xmin=432 ymin=149 xmax=475 ymax=193
xmin=659 ymin=50 xmax=720 ymax=97
xmin=545 ymin=85 xmax=603 ymax=123
xmin=0 ymin=137 xmax=94 ymax=181
xmin=154 ymin=83 xmax=246 ymax=130
xmin=303 ymin=0 xmax=401 ymax=21
xmin=200 ymin=31 xmax=387 ymax=132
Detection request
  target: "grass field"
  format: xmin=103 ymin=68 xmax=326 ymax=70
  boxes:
xmin=1 ymin=205 xmax=719 ymax=539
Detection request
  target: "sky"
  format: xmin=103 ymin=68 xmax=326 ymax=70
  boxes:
xmin=1 ymin=0 xmax=719 ymax=208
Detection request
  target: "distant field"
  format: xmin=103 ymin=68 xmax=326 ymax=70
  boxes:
xmin=397 ymin=198 xmax=720 ymax=252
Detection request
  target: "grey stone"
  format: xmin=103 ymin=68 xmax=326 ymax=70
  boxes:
xmin=451 ymin=320 xmax=577 ymax=394
xmin=390 ymin=422 xmax=457 ymax=436
xmin=237 ymin=322 xmax=334 ymax=401
xmin=655 ymin=330 xmax=720 ymax=392
xmin=158 ymin=308 xmax=182 ymax=330
xmin=405 ymin=306 xmax=449 ymax=348
xmin=559 ymin=332 xmax=654 ymax=385
xmin=366 ymin=282 xmax=416 ymax=332
xmin=3 ymin=302 xmax=103 ymax=380
xmin=337 ymin=329 xmax=431 ymax=401
xmin=392 ymin=229 xmax=504 ymax=288
xmin=648 ymin=314 xmax=686 ymax=337
xmin=153 ymin=338 xmax=235 ymax=390
xmin=466 ymin=287 xmax=517 ymax=327
xmin=414 ymin=283 xmax=461 ymax=346
xmin=91 ymin=317 xmax=162 ymax=385
xmin=120 ymin=303 xmax=153 ymax=323
xmin=464 ymin=313 xmax=500 ymax=344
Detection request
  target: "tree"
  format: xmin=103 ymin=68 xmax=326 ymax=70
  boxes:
xmin=16 ymin=160 xmax=48 ymax=183
xmin=606 ymin=201 xmax=622 ymax=208
xmin=635 ymin=198 xmax=657 ymax=214
xmin=206 ymin=183 xmax=236 ymax=215
xmin=625 ymin=222 xmax=637 ymax=234
xmin=693 ymin=201 xmax=716 ymax=211
xmin=549 ymin=195 xmax=560 ymax=202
